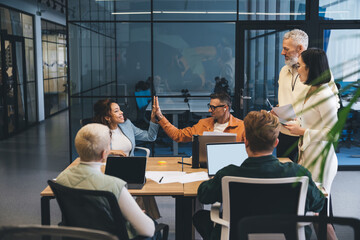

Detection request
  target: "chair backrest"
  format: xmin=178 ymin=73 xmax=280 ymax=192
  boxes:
xmin=47 ymin=180 xmax=129 ymax=240
xmin=0 ymin=225 xmax=118 ymax=240
xmin=135 ymin=89 xmax=151 ymax=110
xmin=237 ymin=215 xmax=360 ymax=240
xmin=221 ymin=176 xmax=309 ymax=240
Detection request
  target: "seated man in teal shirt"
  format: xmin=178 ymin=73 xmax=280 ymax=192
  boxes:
xmin=193 ymin=110 xmax=325 ymax=240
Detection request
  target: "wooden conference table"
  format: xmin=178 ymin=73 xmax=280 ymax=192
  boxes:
xmin=41 ymin=157 xmax=322 ymax=240
xmin=41 ymin=157 xmax=202 ymax=240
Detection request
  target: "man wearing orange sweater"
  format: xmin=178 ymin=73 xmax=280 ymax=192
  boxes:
xmin=153 ymin=92 xmax=245 ymax=143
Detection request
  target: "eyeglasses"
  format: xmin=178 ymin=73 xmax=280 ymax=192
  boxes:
xmin=207 ymin=103 xmax=225 ymax=111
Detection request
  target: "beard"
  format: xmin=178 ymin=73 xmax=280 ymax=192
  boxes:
xmin=285 ymin=56 xmax=298 ymax=68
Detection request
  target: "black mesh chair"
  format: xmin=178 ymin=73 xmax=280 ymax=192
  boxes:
xmin=48 ymin=180 xmax=169 ymax=240
xmin=0 ymin=225 xmax=118 ymax=240
xmin=237 ymin=215 xmax=360 ymax=240
xmin=210 ymin=176 xmax=309 ymax=240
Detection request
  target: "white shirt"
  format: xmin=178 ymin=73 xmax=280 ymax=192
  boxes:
xmin=277 ymin=65 xmax=339 ymax=135
xmin=214 ymin=122 xmax=229 ymax=132
xmin=111 ymin=127 xmax=132 ymax=156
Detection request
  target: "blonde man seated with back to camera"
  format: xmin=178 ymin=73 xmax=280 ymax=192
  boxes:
xmin=55 ymin=123 xmax=156 ymax=240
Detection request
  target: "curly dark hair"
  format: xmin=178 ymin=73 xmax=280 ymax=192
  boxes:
xmin=92 ymin=99 xmax=117 ymax=129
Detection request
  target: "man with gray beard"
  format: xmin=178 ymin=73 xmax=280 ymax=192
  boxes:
xmin=275 ymin=29 xmax=339 ymax=162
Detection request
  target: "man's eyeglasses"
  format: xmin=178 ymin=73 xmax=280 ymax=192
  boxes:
xmin=207 ymin=103 xmax=225 ymax=111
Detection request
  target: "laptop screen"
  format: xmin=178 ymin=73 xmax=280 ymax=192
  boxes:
xmin=206 ymin=142 xmax=248 ymax=176
xmin=105 ymin=156 xmax=147 ymax=187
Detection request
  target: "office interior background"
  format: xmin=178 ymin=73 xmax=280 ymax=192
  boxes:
xmin=0 ymin=0 xmax=358 ymax=166
xmin=0 ymin=0 xmax=360 ymax=238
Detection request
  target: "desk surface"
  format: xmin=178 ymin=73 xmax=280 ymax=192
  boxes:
xmin=41 ymin=157 xmax=185 ymax=197
xmin=41 ymin=156 xmax=326 ymax=197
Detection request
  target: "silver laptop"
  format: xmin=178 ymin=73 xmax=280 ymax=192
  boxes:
xmin=198 ymin=135 xmax=237 ymax=168
xmin=105 ymin=156 xmax=147 ymax=189
xmin=206 ymin=142 xmax=248 ymax=176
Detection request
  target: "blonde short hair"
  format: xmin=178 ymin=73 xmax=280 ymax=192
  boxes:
xmin=244 ymin=110 xmax=280 ymax=153
xmin=75 ymin=123 xmax=111 ymax=162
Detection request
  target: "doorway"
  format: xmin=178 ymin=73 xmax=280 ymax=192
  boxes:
xmin=0 ymin=33 xmax=28 ymax=138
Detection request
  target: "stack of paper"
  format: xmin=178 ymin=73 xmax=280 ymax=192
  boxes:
xmin=146 ymin=171 xmax=209 ymax=184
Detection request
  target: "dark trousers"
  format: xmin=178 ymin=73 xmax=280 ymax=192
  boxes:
xmin=193 ymin=210 xmax=214 ymax=240
xmin=277 ymin=132 xmax=299 ymax=162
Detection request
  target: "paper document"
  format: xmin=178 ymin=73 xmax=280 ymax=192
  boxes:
xmin=180 ymin=172 xmax=209 ymax=183
xmin=272 ymin=104 xmax=296 ymax=124
xmin=146 ymin=171 xmax=209 ymax=184
xmin=146 ymin=171 xmax=185 ymax=184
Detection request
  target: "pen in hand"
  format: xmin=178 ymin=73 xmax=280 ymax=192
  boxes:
xmin=159 ymin=176 xmax=164 ymax=183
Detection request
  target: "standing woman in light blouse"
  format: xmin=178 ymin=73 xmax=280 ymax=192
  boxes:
xmin=93 ymin=99 xmax=159 ymax=157
xmin=284 ymin=48 xmax=338 ymax=194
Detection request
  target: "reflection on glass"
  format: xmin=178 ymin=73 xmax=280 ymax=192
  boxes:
xmin=319 ymin=0 xmax=360 ymax=20
xmin=25 ymin=39 xmax=35 ymax=82
xmin=27 ymin=82 xmax=37 ymax=124
xmin=68 ymin=0 xmax=80 ymax=21
xmin=238 ymin=0 xmax=306 ymax=20
xmin=42 ymin=20 xmax=68 ymax=117
xmin=48 ymin=42 xmax=57 ymax=78
xmin=325 ymin=29 xmax=360 ymax=85
xmin=116 ymin=23 xmax=151 ymax=97
xmin=114 ymin=0 xmax=150 ymax=21
xmin=153 ymin=22 xmax=235 ymax=94
xmin=47 ymin=23 xmax=57 ymax=42
xmin=153 ymin=0 xmax=236 ymax=21
xmin=22 ymin=13 xmax=33 ymax=38
xmin=42 ymin=42 xmax=49 ymax=79
xmin=244 ymin=30 xmax=287 ymax=114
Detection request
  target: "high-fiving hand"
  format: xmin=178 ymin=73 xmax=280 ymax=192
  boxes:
xmin=152 ymin=96 xmax=164 ymax=122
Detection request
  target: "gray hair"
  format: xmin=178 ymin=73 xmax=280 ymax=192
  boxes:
xmin=75 ymin=123 xmax=111 ymax=161
xmin=283 ymin=29 xmax=308 ymax=50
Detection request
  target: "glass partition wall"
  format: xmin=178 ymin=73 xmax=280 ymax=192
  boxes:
xmin=67 ymin=0 xmax=360 ymax=167
xmin=42 ymin=20 xmax=68 ymax=118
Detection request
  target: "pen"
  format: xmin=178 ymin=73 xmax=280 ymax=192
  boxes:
xmin=159 ymin=176 xmax=164 ymax=183
xmin=177 ymin=161 xmax=192 ymax=166
xmin=266 ymin=98 xmax=273 ymax=108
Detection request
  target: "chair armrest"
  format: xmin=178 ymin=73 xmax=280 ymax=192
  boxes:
xmin=210 ymin=202 xmax=229 ymax=227
xmin=135 ymin=147 xmax=150 ymax=157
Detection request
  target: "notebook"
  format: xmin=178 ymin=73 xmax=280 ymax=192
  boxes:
xmin=198 ymin=134 xmax=237 ymax=168
xmin=206 ymin=142 xmax=248 ymax=176
xmin=105 ymin=156 xmax=147 ymax=189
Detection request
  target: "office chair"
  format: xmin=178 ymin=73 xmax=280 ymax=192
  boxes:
xmin=48 ymin=180 xmax=169 ymax=240
xmin=0 ymin=225 xmax=118 ymax=240
xmin=80 ymin=118 xmax=151 ymax=157
xmin=237 ymin=215 xmax=360 ymax=240
xmin=210 ymin=176 xmax=309 ymax=240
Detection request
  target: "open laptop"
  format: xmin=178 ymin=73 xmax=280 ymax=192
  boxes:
xmin=198 ymin=135 xmax=237 ymax=168
xmin=105 ymin=156 xmax=147 ymax=189
xmin=206 ymin=142 xmax=248 ymax=176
